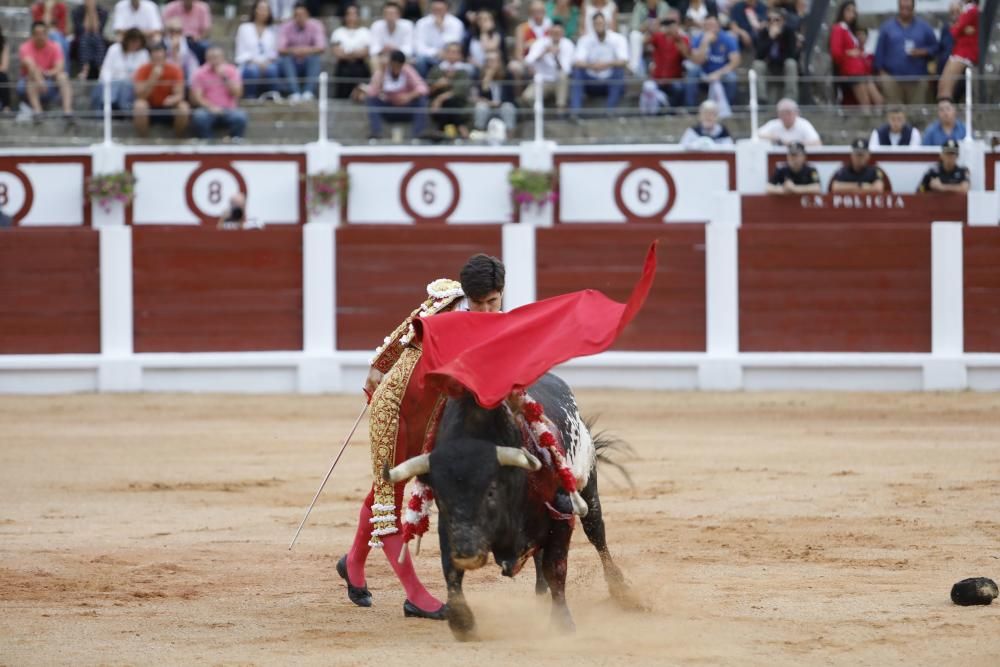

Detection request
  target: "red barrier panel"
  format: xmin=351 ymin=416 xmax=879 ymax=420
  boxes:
xmin=535 ymin=225 xmax=706 ymax=351
xmin=336 ymin=226 xmax=503 ymax=350
xmin=0 ymin=229 xmax=100 ymax=353
xmin=742 ymin=194 xmax=966 ymax=226
xmin=740 ymin=225 xmax=931 ymax=352
xmin=964 ymin=227 xmax=1000 ymax=352
xmin=133 ymin=228 xmax=303 ymax=352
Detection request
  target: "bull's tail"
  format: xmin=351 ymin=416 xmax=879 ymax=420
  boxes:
xmin=585 ymin=417 xmax=636 ymax=490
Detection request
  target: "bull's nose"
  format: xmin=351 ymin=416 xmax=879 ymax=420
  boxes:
xmin=451 ymin=553 xmax=488 ymax=571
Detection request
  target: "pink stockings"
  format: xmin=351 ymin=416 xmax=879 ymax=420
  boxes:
xmin=345 ymin=487 xmax=443 ymax=612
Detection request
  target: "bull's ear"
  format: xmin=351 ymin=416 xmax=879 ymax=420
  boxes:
xmin=496 ymin=447 xmax=542 ymax=471
xmin=387 ymin=454 xmax=431 ymax=483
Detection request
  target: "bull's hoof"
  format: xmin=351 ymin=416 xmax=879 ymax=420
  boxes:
xmin=610 ymin=584 xmax=648 ymax=611
xmin=951 ymin=578 xmax=998 ymax=606
xmin=403 ymin=600 xmax=448 ymax=620
xmin=447 ymin=602 xmax=478 ymax=641
xmin=535 ymin=579 xmax=550 ymax=596
xmin=550 ymin=605 xmax=576 ymax=634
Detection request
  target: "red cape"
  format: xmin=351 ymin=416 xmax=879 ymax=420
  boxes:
xmin=412 ymin=242 xmax=658 ymax=408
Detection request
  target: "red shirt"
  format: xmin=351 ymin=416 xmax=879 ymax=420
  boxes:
xmin=31 ymin=2 xmax=68 ymax=34
xmin=18 ymin=39 xmax=63 ymax=76
xmin=650 ymin=31 xmax=689 ymax=81
xmin=950 ymin=3 xmax=979 ymax=64
xmin=134 ymin=62 xmax=184 ymax=107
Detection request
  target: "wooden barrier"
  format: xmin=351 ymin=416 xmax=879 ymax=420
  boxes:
xmin=741 ymin=193 xmax=967 ymax=226
xmin=964 ymin=226 xmax=1000 ymax=352
xmin=132 ymin=228 xmax=303 ymax=352
xmin=536 ymin=225 xmax=706 ymax=351
xmin=740 ymin=225 xmax=931 ymax=352
xmin=335 ymin=226 xmax=503 ymax=350
xmin=0 ymin=229 xmax=100 ymax=354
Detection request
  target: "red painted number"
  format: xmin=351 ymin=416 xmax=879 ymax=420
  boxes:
xmin=637 ymin=179 xmax=651 ymax=204
xmin=208 ymin=180 xmax=223 ymax=205
xmin=421 ymin=180 xmax=435 ymax=205
xmin=0 ymin=183 xmax=7 ymax=208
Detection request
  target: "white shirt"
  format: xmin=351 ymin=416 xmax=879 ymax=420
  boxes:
xmin=868 ymin=127 xmax=922 ymax=149
xmin=583 ymin=1 xmax=616 ymax=34
xmin=331 ymin=26 xmax=372 ymax=53
xmin=235 ymin=22 xmax=278 ymax=65
xmin=413 ymin=13 xmax=464 ymax=58
xmin=525 ymin=36 xmax=575 ymax=81
xmin=112 ymin=0 xmax=163 ymax=33
xmin=757 ymin=116 xmax=822 ymax=146
xmin=574 ymin=30 xmax=628 ymax=79
xmin=99 ymin=42 xmax=150 ymax=81
xmin=369 ymin=18 xmax=415 ymax=58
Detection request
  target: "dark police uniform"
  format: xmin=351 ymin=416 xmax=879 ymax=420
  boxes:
xmin=918 ymin=162 xmax=970 ymax=192
xmin=830 ymin=163 xmax=885 ymax=189
xmin=770 ymin=162 xmax=820 ymax=187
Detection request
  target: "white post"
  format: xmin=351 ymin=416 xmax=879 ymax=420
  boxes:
xmin=748 ymin=69 xmax=758 ymax=142
xmin=501 ymin=224 xmax=536 ymax=309
xmin=102 ymin=78 xmax=112 ymax=145
xmin=964 ymin=67 xmax=972 ymax=141
xmin=97 ymin=225 xmax=140 ymax=392
xmin=700 ymin=191 xmax=742 ymax=390
xmin=533 ymin=72 xmax=544 ymax=144
xmin=925 ymin=221 xmax=967 ymax=390
xmin=318 ymin=72 xmax=328 ymax=144
xmin=302 ymin=223 xmax=335 ymax=353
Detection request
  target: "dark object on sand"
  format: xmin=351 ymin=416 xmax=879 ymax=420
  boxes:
xmin=950 ymin=578 xmax=998 ymax=606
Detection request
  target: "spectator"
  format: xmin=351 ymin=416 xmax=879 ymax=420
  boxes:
xmin=0 ymin=26 xmax=9 ymax=111
xmin=133 ymin=42 xmax=189 ymax=137
xmin=414 ymin=0 xmax=465 ymax=76
xmin=511 ymin=1 xmax=552 ymax=80
xmin=92 ymin=27 xmax=148 ymax=111
xmin=649 ymin=13 xmax=689 ymax=108
xmin=427 ymin=42 xmax=473 ymax=137
xmin=869 ymin=105 xmax=921 ymax=148
xmin=830 ymin=138 xmax=885 ymax=192
xmin=218 ymin=192 xmax=248 ymax=228
xmin=677 ymin=0 xmax=717 ymax=35
xmin=366 ymin=49 xmax=429 ymax=139
xmin=473 ymin=50 xmax=516 ymax=132
xmin=18 ymin=22 xmax=74 ymax=124
xmin=331 ymin=5 xmax=372 ymax=99
xmin=71 ymin=0 xmax=108 ymax=81
xmin=628 ymin=0 xmax=671 ymax=75
xmin=680 ymin=99 xmax=733 ymax=148
xmin=757 ymin=98 xmax=821 ymax=146
xmin=750 ymin=8 xmax=798 ymax=105
xmin=31 ymin=0 xmax=70 ymax=68
xmin=922 ymin=97 xmax=966 ymax=145
xmin=582 ymin=0 xmax=618 ymax=36
xmin=236 ymin=0 xmax=281 ymax=99
xmin=190 ymin=46 xmax=248 ymax=140
xmin=937 ymin=0 xmax=978 ymax=101
xmin=728 ymin=0 xmax=767 ymax=50
xmin=766 ymin=142 xmax=821 ymax=194
xmin=918 ymin=139 xmax=969 ymax=193
xmin=829 ymin=0 xmax=882 ymax=110
xmin=370 ymin=2 xmax=416 ymax=69
xmin=400 ymin=0 xmax=425 ymax=23
xmin=112 ymin=0 xmax=163 ymax=43
xmin=522 ymin=18 xmax=573 ymax=112
xmin=466 ymin=10 xmax=502 ymax=71
xmin=873 ymin=0 xmax=937 ymax=105
xmin=546 ymin=0 xmax=579 ymax=41
xmin=278 ymin=2 xmax=325 ymax=102
xmin=460 ymin=0 xmax=511 ymax=34
xmin=164 ymin=18 xmax=199 ymax=81
xmin=936 ymin=0 xmax=960 ymax=75
xmin=684 ymin=15 xmax=739 ymax=109
xmin=570 ymin=13 xmax=627 ymax=117
xmin=162 ymin=0 xmax=212 ymax=64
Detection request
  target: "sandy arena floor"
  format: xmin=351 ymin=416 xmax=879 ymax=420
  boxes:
xmin=1 ymin=391 xmax=998 ymax=666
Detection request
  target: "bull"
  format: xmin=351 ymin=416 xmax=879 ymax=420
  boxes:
xmin=386 ymin=373 xmax=638 ymax=641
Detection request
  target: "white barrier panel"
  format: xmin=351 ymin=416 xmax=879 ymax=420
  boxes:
xmin=765 ymin=148 xmax=947 ymax=194
xmin=0 ymin=151 xmax=90 ymax=226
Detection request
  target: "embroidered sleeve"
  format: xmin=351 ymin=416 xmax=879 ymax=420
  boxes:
xmin=370 ymin=308 xmax=420 ymax=373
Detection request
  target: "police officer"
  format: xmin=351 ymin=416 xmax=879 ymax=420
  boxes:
xmin=766 ymin=142 xmax=822 ymax=194
xmin=918 ymin=139 xmax=970 ymax=193
xmin=830 ymin=138 xmax=886 ymax=193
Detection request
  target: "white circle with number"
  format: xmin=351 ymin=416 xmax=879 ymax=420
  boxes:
xmin=0 ymin=171 xmax=29 ymax=218
xmin=618 ymin=167 xmax=670 ymax=219
xmin=191 ymin=168 xmax=241 ymax=218
xmin=403 ymin=169 xmax=455 ymax=219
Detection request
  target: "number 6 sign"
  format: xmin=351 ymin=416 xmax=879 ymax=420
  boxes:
xmin=613 ymin=163 xmax=676 ymax=223
xmin=400 ymin=166 xmax=460 ymax=223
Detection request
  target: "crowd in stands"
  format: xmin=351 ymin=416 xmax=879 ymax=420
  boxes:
xmin=0 ymin=0 xmax=984 ymax=142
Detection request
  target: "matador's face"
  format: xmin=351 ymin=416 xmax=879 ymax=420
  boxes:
xmin=468 ymin=291 xmax=503 ymax=313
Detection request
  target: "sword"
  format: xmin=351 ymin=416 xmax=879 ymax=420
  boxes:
xmin=288 ymin=403 xmax=369 ymax=550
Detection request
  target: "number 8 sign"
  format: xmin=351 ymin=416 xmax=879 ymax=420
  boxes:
xmin=613 ymin=163 xmax=676 ymax=223
xmin=184 ymin=163 xmax=248 ymax=224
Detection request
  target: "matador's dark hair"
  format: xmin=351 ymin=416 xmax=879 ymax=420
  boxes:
xmin=459 ymin=254 xmax=505 ymax=300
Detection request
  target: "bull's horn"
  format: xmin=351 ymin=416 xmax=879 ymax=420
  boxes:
xmin=570 ymin=491 xmax=589 ymax=517
xmin=387 ymin=454 xmax=431 ymax=483
xmin=496 ymin=447 xmax=542 ymax=471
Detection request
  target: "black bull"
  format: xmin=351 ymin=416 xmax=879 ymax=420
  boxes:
xmin=386 ymin=373 xmax=640 ymax=641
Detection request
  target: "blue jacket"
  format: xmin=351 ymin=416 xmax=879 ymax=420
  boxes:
xmin=691 ymin=31 xmax=739 ymax=74
xmin=922 ymin=120 xmax=966 ymax=146
xmin=873 ymin=17 xmax=938 ymax=77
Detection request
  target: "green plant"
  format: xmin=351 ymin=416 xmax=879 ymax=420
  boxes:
xmin=305 ymin=169 xmax=350 ymax=214
xmin=86 ymin=172 xmax=136 ymax=213
xmin=508 ymin=168 xmax=557 ymax=209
